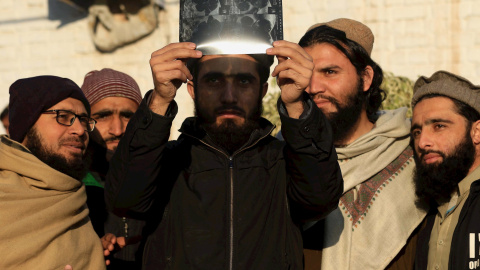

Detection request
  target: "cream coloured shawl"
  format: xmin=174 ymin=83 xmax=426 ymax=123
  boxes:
xmin=318 ymin=108 xmax=427 ymax=269
xmin=0 ymin=135 xmax=106 ymax=269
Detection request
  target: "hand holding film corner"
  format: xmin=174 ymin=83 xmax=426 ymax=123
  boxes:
xmin=149 ymin=42 xmax=202 ymax=115
xmin=267 ymin=40 xmax=314 ymax=118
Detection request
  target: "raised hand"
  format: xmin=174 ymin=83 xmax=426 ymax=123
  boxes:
xmin=149 ymin=42 xmax=203 ymax=115
xmin=266 ymin=40 xmax=314 ymax=118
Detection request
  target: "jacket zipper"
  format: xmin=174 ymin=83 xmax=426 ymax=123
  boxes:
xmin=229 ymin=156 xmax=234 ymax=270
xmin=184 ymin=125 xmax=275 ymax=270
xmin=123 ymin=217 xmax=129 ymax=238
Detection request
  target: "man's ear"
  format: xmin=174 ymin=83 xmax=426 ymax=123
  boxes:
xmin=362 ymin=66 xmax=374 ymax=92
xmin=20 ymin=126 xmax=33 ymax=147
xmin=471 ymin=120 xmax=480 ymax=145
xmin=187 ymin=81 xmax=195 ymax=100
xmin=21 ymin=136 xmax=28 ymax=147
xmin=261 ymin=82 xmax=268 ymax=98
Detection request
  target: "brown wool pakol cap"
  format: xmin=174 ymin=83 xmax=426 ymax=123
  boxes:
xmin=411 ymin=70 xmax=480 ymax=114
xmin=307 ymin=18 xmax=374 ymax=56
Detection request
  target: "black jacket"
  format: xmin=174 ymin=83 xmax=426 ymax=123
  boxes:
xmin=85 ymin=140 xmax=145 ymax=269
xmin=415 ymin=179 xmax=480 ymax=270
xmin=105 ymin=91 xmax=343 ymax=270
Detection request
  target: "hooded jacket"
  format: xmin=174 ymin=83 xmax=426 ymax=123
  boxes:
xmin=0 ymin=135 xmax=105 ymax=269
xmin=105 ymin=91 xmax=343 ymax=269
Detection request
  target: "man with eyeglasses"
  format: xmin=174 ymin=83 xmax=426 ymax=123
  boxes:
xmin=0 ymin=76 xmax=105 ymax=269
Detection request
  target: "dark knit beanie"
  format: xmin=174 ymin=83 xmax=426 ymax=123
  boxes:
xmin=81 ymin=68 xmax=143 ymax=106
xmin=411 ymin=70 xmax=480 ymax=114
xmin=9 ymin=75 xmax=90 ymax=143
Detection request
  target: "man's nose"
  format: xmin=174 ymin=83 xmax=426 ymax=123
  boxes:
xmin=417 ymin=131 xmax=433 ymax=150
xmin=306 ymin=74 xmax=326 ymax=96
xmin=68 ymin=117 xmax=86 ymax=137
xmin=221 ymin=82 xmax=238 ymax=104
xmin=109 ymin=116 xmax=124 ymax=137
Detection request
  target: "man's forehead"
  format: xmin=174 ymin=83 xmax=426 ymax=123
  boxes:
xmin=91 ymin=96 xmax=139 ymax=110
xmin=414 ymin=96 xmax=454 ymax=110
xmin=48 ymin=97 xmax=88 ymax=114
xmin=306 ymin=43 xmax=349 ymax=60
xmin=412 ymin=97 xmax=459 ymax=122
xmin=198 ymin=55 xmax=259 ymax=74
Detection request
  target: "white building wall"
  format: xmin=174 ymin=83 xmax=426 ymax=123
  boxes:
xmin=1 ymin=0 xmax=480 ymax=136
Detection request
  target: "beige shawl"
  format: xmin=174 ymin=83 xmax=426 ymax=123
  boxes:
xmin=318 ymin=108 xmax=427 ymax=270
xmin=0 ymin=135 xmax=106 ymax=269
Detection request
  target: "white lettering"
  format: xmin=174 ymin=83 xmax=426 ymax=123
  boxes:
xmin=471 ymin=233 xmax=476 ymax=259
xmin=470 ymin=259 xmax=480 ymax=269
xmin=468 ymin=259 xmax=480 ymax=269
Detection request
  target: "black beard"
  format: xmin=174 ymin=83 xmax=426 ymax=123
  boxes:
xmin=195 ymin=98 xmax=262 ymax=155
xmin=203 ymin=118 xmax=260 ymax=155
xmin=25 ymin=128 xmax=88 ymax=180
xmin=412 ymin=131 xmax=475 ymax=206
xmin=324 ymin=78 xmax=366 ymax=146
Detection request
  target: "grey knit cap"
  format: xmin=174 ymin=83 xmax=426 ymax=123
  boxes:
xmin=411 ymin=70 xmax=480 ymax=114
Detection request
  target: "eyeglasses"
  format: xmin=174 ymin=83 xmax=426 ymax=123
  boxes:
xmin=42 ymin=110 xmax=97 ymax=132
